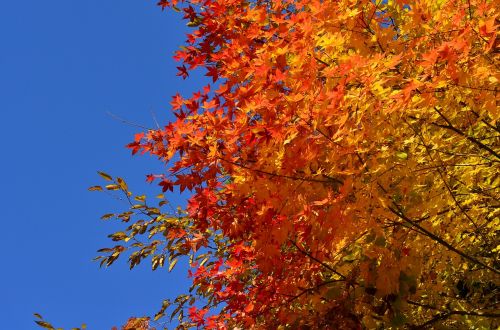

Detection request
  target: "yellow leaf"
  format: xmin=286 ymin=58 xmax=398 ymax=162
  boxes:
xmin=169 ymin=258 xmax=178 ymax=272
xmin=396 ymin=152 xmax=408 ymax=160
xmin=117 ymin=177 xmax=128 ymax=191
xmin=97 ymin=171 xmax=112 ymax=181
xmin=105 ymin=184 xmax=120 ymax=190
xmin=100 ymin=213 xmax=114 ymax=220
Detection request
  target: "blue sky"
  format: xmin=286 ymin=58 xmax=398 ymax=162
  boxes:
xmin=1 ymin=1 xmax=200 ymax=328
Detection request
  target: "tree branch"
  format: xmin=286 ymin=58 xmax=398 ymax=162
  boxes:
xmin=433 ymin=107 xmax=500 ymax=159
xmin=289 ymin=239 xmax=346 ymax=280
xmin=388 ymin=206 xmax=499 ymax=275
xmin=218 ymin=157 xmax=337 ymax=184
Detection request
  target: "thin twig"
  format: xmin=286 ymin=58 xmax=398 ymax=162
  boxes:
xmin=218 ymin=157 xmax=337 ymax=184
xmin=107 ymin=111 xmax=151 ymax=130
xmin=289 ymin=239 xmax=346 ymax=280
xmin=432 ymin=107 xmax=500 ymax=159
xmin=388 ymin=206 xmax=499 ymax=275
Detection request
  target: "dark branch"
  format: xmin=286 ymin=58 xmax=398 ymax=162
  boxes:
xmin=432 ymin=107 xmax=500 ymax=159
xmin=289 ymin=239 xmax=346 ymax=280
xmin=218 ymin=157 xmax=335 ymax=184
xmin=388 ymin=206 xmax=499 ymax=275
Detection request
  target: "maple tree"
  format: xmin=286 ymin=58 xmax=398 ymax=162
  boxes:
xmin=73 ymin=0 xmax=500 ymax=329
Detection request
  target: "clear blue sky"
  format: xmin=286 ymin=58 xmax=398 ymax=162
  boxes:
xmin=1 ymin=1 xmax=201 ymax=328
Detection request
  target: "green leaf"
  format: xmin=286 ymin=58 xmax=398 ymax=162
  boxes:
xmin=396 ymin=151 xmax=408 ymax=160
xmin=342 ymin=253 xmax=357 ymax=262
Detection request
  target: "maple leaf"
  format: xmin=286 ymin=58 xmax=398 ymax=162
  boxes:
xmin=86 ymin=1 xmax=500 ymax=329
xmin=205 ymin=66 xmax=219 ymax=82
xmin=176 ymin=65 xmax=189 ymax=79
xmin=158 ymin=178 xmax=174 ymax=192
xmin=170 ymin=93 xmax=184 ymax=110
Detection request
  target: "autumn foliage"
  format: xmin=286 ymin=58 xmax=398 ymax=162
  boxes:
xmin=90 ymin=0 xmax=499 ymax=329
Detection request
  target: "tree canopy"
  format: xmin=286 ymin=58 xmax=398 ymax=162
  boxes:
xmin=41 ymin=0 xmax=499 ymax=329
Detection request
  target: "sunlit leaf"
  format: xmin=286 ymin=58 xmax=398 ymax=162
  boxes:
xmin=97 ymin=171 xmax=112 ymax=181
